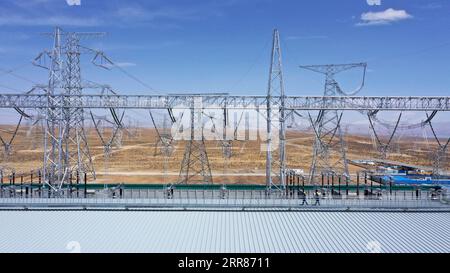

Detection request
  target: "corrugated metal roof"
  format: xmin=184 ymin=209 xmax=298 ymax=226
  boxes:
xmin=0 ymin=210 xmax=448 ymax=253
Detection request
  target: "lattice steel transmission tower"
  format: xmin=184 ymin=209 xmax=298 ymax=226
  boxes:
xmin=300 ymin=63 xmax=366 ymax=183
xmin=426 ymin=113 xmax=450 ymax=177
xmin=33 ymin=27 xmax=103 ymax=191
xmin=178 ymin=98 xmax=213 ymax=184
xmin=150 ymin=110 xmax=177 ymax=185
xmin=265 ymin=29 xmax=286 ymax=192
xmin=367 ymin=111 xmax=402 ymax=160
xmin=433 ymin=148 xmax=448 ymax=177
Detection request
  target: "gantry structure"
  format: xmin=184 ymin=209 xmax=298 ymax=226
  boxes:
xmin=0 ymin=27 xmax=449 ymax=195
xmin=1 ymin=94 xmax=447 ymax=110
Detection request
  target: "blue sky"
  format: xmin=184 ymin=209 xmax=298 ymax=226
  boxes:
xmin=0 ymin=0 xmax=449 ymax=99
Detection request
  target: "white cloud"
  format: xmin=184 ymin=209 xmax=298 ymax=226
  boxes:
xmin=0 ymin=0 xmax=244 ymax=28
xmin=357 ymin=8 xmax=413 ymax=26
xmin=0 ymin=1 xmax=91 ymax=27
xmin=0 ymin=14 xmax=101 ymax=27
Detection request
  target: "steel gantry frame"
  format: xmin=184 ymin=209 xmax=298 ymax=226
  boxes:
xmin=0 ymin=94 xmax=449 ymax=191
xmin=1 ymin=26 xmax=449 ymax=193
xmin=0 ymin=94 xmax=448 ymax=110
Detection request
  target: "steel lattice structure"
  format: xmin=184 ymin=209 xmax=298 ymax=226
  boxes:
xmin=266 ymin=29 xmax=287 ymax=192
xmin=1 ymin=93 xmax=448 ymax=189
xmin=32 ymin=28 xmax=98 ymax=192
xmin=300 ymin=63 xmax=367 ymax=182
xmin=177 ymin=101 xmax=213 ymax=185
xmin=426 ymin=114 xmax=450 ymax=177
xmin=1 ymin=94 xmax=448 ymax=110
xmin=1 ymin=28 xmax=450 ymax=193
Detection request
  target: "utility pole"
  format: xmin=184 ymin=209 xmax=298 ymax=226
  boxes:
xmin=266 ymin=29 xmax=286 ymax=193
xmin=300 ymin=63 xmax=366 ymax=183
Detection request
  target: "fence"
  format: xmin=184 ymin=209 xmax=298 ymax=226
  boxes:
xmin=0 ymin=189 xmax=448 ymax=210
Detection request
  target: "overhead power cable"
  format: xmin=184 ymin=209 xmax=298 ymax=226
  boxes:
xmin=229 ymin=37 xmax=272 ymax=91
xmin=0 ymin=68 xmax=38 ymax=85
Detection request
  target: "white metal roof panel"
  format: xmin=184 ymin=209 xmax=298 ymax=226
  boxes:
xmin=0 ymin=211 xmax=448 ymax=253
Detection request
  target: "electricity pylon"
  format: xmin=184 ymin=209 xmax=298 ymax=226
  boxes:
xmin=178 ymin=99 xmax=213 ymax=184
xmin=425 ymin=112 xmax=450 ymax=177
xmin=266 ymin=29 xmax=286 ymax=192
xmin=33 ymin=27 xmax=104 ymax=191
xmin=300 ymin=63 xmax=366 ymax=183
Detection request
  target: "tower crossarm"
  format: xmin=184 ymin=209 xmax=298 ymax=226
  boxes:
xmin=299 ymin=63 xmax=367 ymax=75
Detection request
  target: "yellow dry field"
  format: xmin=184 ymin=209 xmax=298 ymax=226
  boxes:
xmin=0 ymin=125 xmax=446 ymax=184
